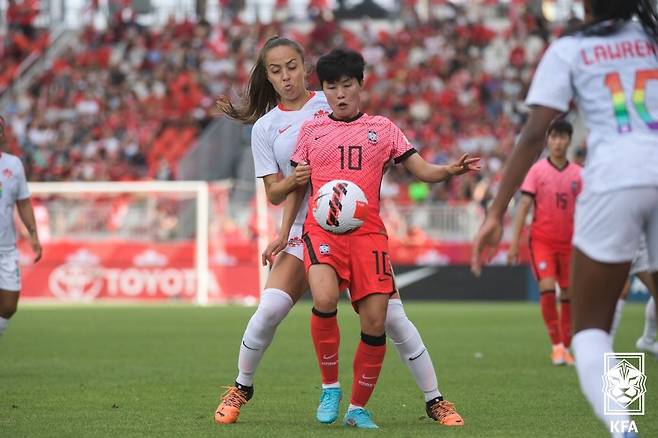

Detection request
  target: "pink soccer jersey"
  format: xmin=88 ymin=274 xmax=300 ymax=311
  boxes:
xmin=291 ymin=113 xmax=416 ymax=236
xmin=520 ymin=158 xmax=583 ymax=246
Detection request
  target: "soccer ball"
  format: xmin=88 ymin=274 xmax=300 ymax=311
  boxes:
xmin=312 ymin=180 xmax=368 ymax=234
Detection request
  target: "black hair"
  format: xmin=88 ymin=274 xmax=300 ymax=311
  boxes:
xmin=547 ymin=118 xmax=573 ymax=138
xmin=316 ymin=48 xmax=365 ymax=86
xmin=581 ymin=0 xmax=658 ymax=48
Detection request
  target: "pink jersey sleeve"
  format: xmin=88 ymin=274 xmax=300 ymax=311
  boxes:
xmin=520 ymin=163 xmax=538 ymax=195
xmin=290 ymin=121 xmax=312 ymax=166
xmin=388 ymin=121 xmax=417 ymax=163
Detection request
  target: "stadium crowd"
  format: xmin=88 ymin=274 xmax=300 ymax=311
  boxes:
xmin=1 ymin=0 xmax=49 ymax=94
xmin=1 ymin=2 xmax=564 ymax=206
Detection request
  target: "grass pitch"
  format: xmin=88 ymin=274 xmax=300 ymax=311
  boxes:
xmin=1 ymin=301 xmax=656 ymax=437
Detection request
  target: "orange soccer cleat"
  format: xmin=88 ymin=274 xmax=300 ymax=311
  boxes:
xmin=426 ymin=399 xmax=464 ymax=426
xmin=563 ymin=348 xmax=575 ymax=366
xmin=551 ymin=344 xmax=566 ymax=366
xmin=214 ymin=383 xmax=253 ymax=424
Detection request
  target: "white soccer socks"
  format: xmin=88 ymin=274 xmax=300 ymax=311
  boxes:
xmin=641 ymin=296 xmax=656 ymax=342
xmin=385 ymin=299 xmax=441 ymax=401
xmin=610 ymin=299 xmax=626 ymax=339
xmin=572 ymin=329 xmax=631 ymax=435
xmin=236 ymin=288 xmax=294 ymax=387
xmin=0 ymin=316 xmax=7 ymax=336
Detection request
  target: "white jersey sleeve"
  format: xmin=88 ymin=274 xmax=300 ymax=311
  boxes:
xmin=17 ymin=160 xmax=29 ymax=200
xmin=527 ymin=21 xmax=658 ymax=193
xmin=525 ymin=38 xmax=575 ymax=112
xmin=251 ymin=118 xmax=278 ymax=178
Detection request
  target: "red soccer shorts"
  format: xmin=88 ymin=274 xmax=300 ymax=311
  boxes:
xmin=529 ymin=238 xmax=572 ymax=289
xmin=302 ymin=228 xmax=395 ymax=306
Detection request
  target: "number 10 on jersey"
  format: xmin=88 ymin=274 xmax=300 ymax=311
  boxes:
xmin=338 ymin=146 xmax=362 ymax=170
xmin=604 ymin=69 xmax=658 ymax=133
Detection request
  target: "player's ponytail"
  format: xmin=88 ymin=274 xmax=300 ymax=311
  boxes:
xmin=581 ymin=0 xmax=658 ymax=49
xmin=217 ymin=36 xmax=306 ymax=125
xmin=636 ymin=0 xmax=658 ymax=48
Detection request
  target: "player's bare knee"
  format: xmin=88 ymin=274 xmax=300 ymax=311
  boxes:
xmin=313 ymin=295 xmax=338 ymax=313
xmin=0 ymin=303 xmax=17 ymax=319
xmin=360 ymin=314 xmax=386 ymax=336
xmin=539 ymin=278 xmax=556 ymax=291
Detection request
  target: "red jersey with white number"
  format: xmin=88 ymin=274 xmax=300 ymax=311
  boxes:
xmin=520 ymin=158 xmax=583 ymax=247
xmin=291 ymin=113 xmax=416 ymax=236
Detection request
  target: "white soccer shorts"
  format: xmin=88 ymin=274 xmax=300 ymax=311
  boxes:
xmin=282 ymin=223 xmax=304 ymax=261
xmin=0 ymin=249 xmax=21 ymax=291
xmin=573 ymin=186 xmax=658 ymax=271
xmin=631 ymin=235 xmax=650 ymax=275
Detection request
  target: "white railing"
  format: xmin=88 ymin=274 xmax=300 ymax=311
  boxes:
xmin=29 ymin=180 xmax=213 ymax=305
xmin=387 ymin=203 xmax=484 ymax=242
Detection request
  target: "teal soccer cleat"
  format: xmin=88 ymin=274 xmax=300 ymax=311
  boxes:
xmin=316 ymin=387 xmax=342 ymax=424
xmin=343 ymin=407 xmax=379 ymax=429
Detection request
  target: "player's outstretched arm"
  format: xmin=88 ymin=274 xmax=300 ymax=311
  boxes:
xmin=508 ymin=194 xmax=533 ymax=265
xmin=261 ymin=182 xmax=307 ymax=267
xmin=402 ymin=153 xmax=481 ymax=183
xmin=16 ymin=198 xmax=42 ymax=263
xmin=471 ymin=105 xmax=561 ymax=276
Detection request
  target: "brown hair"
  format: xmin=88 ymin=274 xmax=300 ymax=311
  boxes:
xmin=218 ymin=36 xmax=306 ymax=124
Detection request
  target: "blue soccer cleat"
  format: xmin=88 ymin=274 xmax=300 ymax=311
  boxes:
xmin=316 ymin=387 xmax=342 ymax=424
xmin=343 ymin=407 xmax=379 ymax=429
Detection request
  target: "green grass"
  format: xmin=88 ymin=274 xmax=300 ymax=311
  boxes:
xmin=1 ymin=302 xmax=656 ymax=437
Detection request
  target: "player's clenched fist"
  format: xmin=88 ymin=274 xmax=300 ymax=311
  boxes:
xmin=294 ymin=161 xmax=311 ymax=186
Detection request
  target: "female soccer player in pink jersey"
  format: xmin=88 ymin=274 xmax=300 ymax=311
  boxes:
xmin=275 ymin=48 xmax=479 ymax=429
xmin=214 ymin=37 xmax=465 ymax=427
xmin=508 ymin=119 xmax=582 ymax=366
xmin=472 ymin=1 xmax=658 ymax=436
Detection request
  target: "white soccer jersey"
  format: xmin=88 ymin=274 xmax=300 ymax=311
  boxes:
xmin=526 ymin=21 xmax=658 ymax=193
xmin=251 ymin=91 xmax=330 ymax=226
xmin=0 ymin=153 xmax=30 ymax=250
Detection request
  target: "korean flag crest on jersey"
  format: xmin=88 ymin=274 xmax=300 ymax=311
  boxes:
xmin=368 ymin=130 xmax=378 ymax=144
xmin=571 ymin=180 xmax=579 ymax=196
